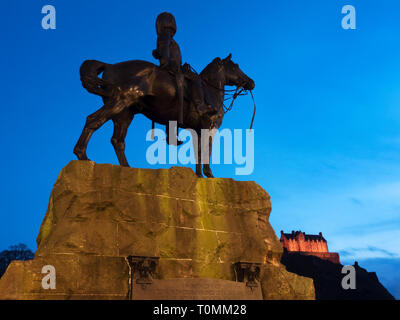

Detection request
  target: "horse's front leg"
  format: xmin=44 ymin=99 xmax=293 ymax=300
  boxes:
xmin=193 ymin=130 xmax=203 ymax=178
xmin=202 ymin=130 xmax=215 ymax=178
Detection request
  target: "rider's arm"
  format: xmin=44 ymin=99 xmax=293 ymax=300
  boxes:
xmin=157 ymin=32 xmax=172 ymax=68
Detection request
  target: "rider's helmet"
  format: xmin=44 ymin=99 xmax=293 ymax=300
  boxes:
xmin=156 ymin=12 xmax=177 ymax=36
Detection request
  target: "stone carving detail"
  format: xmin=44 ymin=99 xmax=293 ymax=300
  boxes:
xmin=234 ymin=262 xmax=261 ymax=289
xmin=132 ymin=278 xmax=263 ymax=300
xmin=127 ymin=256 xmax=159 ymax=294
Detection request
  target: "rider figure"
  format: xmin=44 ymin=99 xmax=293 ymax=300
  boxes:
xmin=152 ymin=12 xmax=216 ymax=122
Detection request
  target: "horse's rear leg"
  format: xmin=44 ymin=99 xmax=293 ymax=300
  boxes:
xmin=73 ymin=100 xmax=125 ymax=161
xmin=111 ymin=109 xmax=135 ymax=167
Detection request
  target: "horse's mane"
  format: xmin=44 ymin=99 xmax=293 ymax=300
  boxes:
xmin=200 ymin=58 xmax=221 ymax=82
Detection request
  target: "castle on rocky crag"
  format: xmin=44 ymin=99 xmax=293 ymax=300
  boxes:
xmin=280 ymin=230 xmax=341 ymax=264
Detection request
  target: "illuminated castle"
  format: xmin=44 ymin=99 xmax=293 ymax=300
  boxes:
xmin=280 ymin=230 xmax=341 ymax=264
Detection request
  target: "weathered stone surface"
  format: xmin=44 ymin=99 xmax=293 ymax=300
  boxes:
xmin=132 ymin=278 xmax=263 ymax=300
xmin=0 ymin=254 xmax=129 ymax=300
xmin=0 ymin=161 xmax=315 ymax=300
xmin=260 ymin=264 xmax=315 ymax=300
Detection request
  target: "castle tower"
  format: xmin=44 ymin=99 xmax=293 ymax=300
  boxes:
xmin=280 ymin=230 xmax=340 ymax=264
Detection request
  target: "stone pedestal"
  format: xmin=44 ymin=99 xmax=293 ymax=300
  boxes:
xmin=0 ymin=161 xmax=315 ymax=300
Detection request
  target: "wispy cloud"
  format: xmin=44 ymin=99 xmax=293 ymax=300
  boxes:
xmin=340 ymin=246 xmax=398 ymax=260
xmin=330 ymin=227 xmax=400 ymax=261
xmin=337 ymin=218 xmax=400 ymax=235
xmin=349 ymin=197 xmax=363 ymax=206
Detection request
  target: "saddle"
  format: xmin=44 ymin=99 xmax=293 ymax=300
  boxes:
xmin=151 ymin=64 xmax=213 ymax=143
xmin=160 ymin=64 xmax=211 ymax=108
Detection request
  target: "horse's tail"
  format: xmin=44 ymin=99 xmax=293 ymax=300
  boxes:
xmin=80 ymin=60 xmax=113 ymax=97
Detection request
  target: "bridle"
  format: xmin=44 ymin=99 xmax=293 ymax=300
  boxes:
xmin=223 ymin=87 xmax=256 ymax=130
xmin=197 ymin=61 xmax=256 ymax=130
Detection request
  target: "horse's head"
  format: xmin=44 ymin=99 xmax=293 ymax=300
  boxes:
xmin=221 ymin=54 xmax=255 ymax=91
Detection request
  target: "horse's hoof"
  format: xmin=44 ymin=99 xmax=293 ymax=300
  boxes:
xmin=203 ymin=171 xmax=214 ymax=178
xmin=74 ymin=150 xmax=89 ymax=161
xmin=202 ymin=166 xmax=214 ymax=178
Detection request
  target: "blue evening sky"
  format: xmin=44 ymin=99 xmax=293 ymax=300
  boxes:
xmin=1 ymin=1 xmax=399 ymax=297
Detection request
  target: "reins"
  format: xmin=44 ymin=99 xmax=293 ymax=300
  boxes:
xmin=223 ymin=88 xmax=256 ymax=130
xmin=249 ymin=90 xmax=256 ymax=131
xmin=191 ymin=64 xmax=256 ymax=130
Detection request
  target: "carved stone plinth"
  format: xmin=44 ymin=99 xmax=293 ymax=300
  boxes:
xmin=0 ymin=161 xmax=315 ymax=300
xmin=127 ymin=256 xmax=159 ymax=298
xmin=132 ymin=278 xmax=263 ymax=300
xmin=234 ymin=262 xmax=261 ymax=289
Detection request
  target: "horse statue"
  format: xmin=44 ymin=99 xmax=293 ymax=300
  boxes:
xmin=73 ymin=54 xmax=255 ymax=178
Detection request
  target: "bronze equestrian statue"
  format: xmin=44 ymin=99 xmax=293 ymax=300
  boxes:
xmin=73 ymin=12 xmax=255 ymax=178
xmin=152 ymin=12 xmax=216 ymax=123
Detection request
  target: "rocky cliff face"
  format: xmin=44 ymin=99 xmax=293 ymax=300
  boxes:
xmin=281 ymin=251 xmax=394 ymax=300
xmin=0 ymin=161 xmax=315 ymax=300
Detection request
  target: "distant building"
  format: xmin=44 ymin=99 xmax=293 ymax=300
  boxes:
xmin=280 ymin=230 xmax=341 ymax=264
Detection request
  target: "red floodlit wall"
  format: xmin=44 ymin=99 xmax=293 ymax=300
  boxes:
xmin=280 ymin=231 xmax=341 ymax=264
